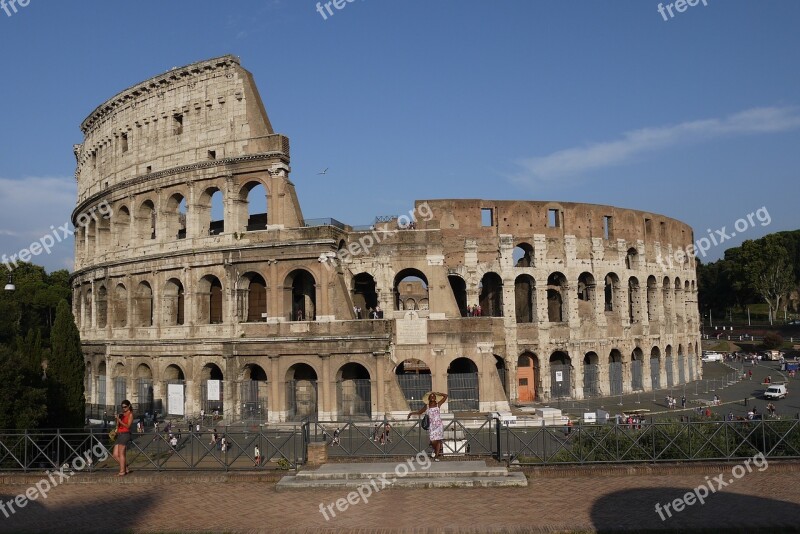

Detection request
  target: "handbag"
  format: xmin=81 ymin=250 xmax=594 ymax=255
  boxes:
xmin=108 ymin=429 xmax=118 ymax=442
xmin=421 ymin=413 xmax=430 ymax=431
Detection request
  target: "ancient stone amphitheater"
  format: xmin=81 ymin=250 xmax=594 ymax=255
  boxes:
xmin=72 ymin=55 xmax=702 ymax=422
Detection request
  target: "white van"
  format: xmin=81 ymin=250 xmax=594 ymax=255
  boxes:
xmin=764 ymin=384 xmax=787 ymax=400
xmin=701 ymin=352 xmax=723 ymax=362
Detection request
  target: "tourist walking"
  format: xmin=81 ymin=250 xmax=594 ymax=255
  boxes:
xmin=112 ymin=400 xmax=134 ymax=476
xmin=408 ymin=391 xmax=448 ymax=461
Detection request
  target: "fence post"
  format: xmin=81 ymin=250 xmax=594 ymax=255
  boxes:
xmin=495 ymin=416 xmax=502 ymax=461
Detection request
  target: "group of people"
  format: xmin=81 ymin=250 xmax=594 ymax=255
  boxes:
xmin=665 ymin=395 xmax=686 ymax=409
xmin=465 ymin=304 xmax=483 ymax=317
xmin=372 ymin=422 xmax=392 ymax=444
xmin=353 ymin=305 xmax=384 ymax=319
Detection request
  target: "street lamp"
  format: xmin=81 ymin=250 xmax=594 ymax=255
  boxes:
xmin=4 ymin=273 xmax=14 ymax=292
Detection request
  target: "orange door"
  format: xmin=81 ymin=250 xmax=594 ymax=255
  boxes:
xmin=518 ymin=366 xmax=535 ymax=401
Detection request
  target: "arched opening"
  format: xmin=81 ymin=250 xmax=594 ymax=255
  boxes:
xmin=337 ymin=363 xmax=372 ymax=418
xmin=96 ymin=285 xmax=108 ymax=329
xmin=136 ymin=364 xmax=154 ymax=414
xmin=199 ymin=187 xmax=225 ymax=236
xmin=163 ymin=279 xmax=185 ymax=326
xmin=513 ymin=243 xmax=534 ymax=267
xmin=285 ymin=270 xmax=316 ymax=321
xmin=352 ymin=273 xmax=378 ymax=318
xmin=240 ymin=364 xmax=268 ymax=422
xmin=495 ymin=355 xmax=508 ymax=397
xmin=547 ymin=272 xmax=567 ymax=322
xmin=198 ymin=275 xmax=224 ymax=324
xmin=97 ymin=211 xmax=111 ymax=253
xmin=479 ymin=272 xmax=504 ymax=317
xmin=604 ymin=273 xmax=620 ymax=312
xmin=395 ymin=359 xmax=432 ymax=412
xmin=165 ymin=193 xmax=187 ymax=240
xmin=286 ymin=363 xmax=318 ymax=421
xmin=85 ymin=218 xmax=96 ymax=258
xmin=136 ymin=200 xmax=156 ymax=242
xmin=164 ymin=364 xmax=186 ymax=416
xmin=394 ymin=269 xmax=428 ymax=311
xmin=447 ymin=357 xmax=479 ymax=411
xmin=113 ymin=283 xmax=128 ymax=328
xmin=84 ymin=288 xmax=93 ymax=328
xmin=583 ymin=352 xmax=600 ymax=398
xmin=448 ymin=275 xmax=469 ymax=317
xmin=665 ymin=344 xmax=674 ymax=387
xmin=677 ymin=343 xmax=686 ymax=384
xmin=514 ymin=275 xmax=536 ymax=323
xmin=97 ymin=362 xmax=107 ymax=406
xmin=241 ymin=181 xmax=268 ymax=231
xmin=549 ymin=351 xmax=571 ymax=398
xmin=625 ymin=248 xmax=638 ymax=269
xmin=200 ymin=363 xmax=224 ymax=415
xmin=688 ymin=342 xmax=696 ymax=382
xmin=577 ymin=272 xmax=596 ymax=323
xmin=113 ymin=206 xmax=131 ymax=248
xmin=646 ymin=276 xmax=658 ymax=322
xmin=239 ymin=272 xmax=267 ymax=322
xmin=662 ymin=277 xmax=673 ymax=322
xmin=134 ymin=281 xmax=153 ymax=327
xmin=650 ymin=347 xmax=661 ymax=390
xmin=631 ymin=348 xmax=644 ymax=391
xmin=113 ymin=363 xmax=127 ymax=406
xmin=675 ymin=277 xmax=684 ymax=324
xmin=628 ymin=277 xmax=642 ymax=324
xmin=609 ymin=349 xmax=623 ymax=396
xmin=516 ymin=352 xmax=538 ymax=401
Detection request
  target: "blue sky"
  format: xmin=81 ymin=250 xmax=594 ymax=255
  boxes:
xmin=1 ymin=0 xmax=798 ymax=272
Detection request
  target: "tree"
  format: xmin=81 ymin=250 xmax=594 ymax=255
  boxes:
xmin=740 ymin=235 xmax=795 ymax=325
xmin=0 ymin=345 xmax=48 ymax=429
xmin=46 ymin=299 xmax=85 ymax=428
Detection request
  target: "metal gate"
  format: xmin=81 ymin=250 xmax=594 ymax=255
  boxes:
xmin=583 ymin=364 xmax=600 ymax=398
xmin=200 ymin=381 xmax=225 ymax=415
xmin=678 ymin=356 xmax=686 ymax=384
xmin=665 ymin=356 xmax=674 ymax=388
xmin=98 ymin=376 xmax=107 ymax=406
xmin=114 ymin=377 xmax=127 ymax=406
xmin=287 ymin=379 xmax=318 ymax=421
xmin=650 ymin=359 xmax=660 ymax=390
xmin=689 ymin=355 xmax=696 ymax=382
xmin=609 ymin=362 xmax=623 ymax=396
xmin=447 ymin=372 xmax=479 ymax=411
xmin=137 ymin=378 xmax=154 ymax=414
xmin=631 ymin=359 xmax=643 ymax=391
xmin=337 ymin=379 xmax=372 ymax=419
xmin=550 ymin=364 xmax=571 ymax=399
xmin=396 ymin=374 xmax=432 ymax=412
xmin=239 ymin=380 xmax=268 ymax=422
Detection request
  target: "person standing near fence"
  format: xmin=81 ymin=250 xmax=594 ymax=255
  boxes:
xmin=113 ymin=400 xmax=133 ymax=476
xmin=408 ymin=391 xmax=448 ymax=461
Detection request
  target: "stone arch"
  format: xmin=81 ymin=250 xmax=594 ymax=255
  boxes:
xmin=394 ymin=268 xmax=428 ymax=311
xmin=625 ymin=247 xmax=638 ymax=269
xmin=650 ymin=346 xmax=662 ymax=389
xmin=448 ymin=274 xmax=468 ymax=317
xmin=136 ymin=199 xmax=156 ymax=242
xmin=164 ymin=192 xmax=187 ymax=240
xmin=96 ymin=285 xmax=108 ymax=329
xmin=514 ymin=274 xmax=536 ymax=323
xmin=662 ymin=277 xmax=673 ymax=319
xmin=352 ymin=272 xmax=378 ymax=317
xmin=665 ymin=344 xmax=674 ymax=387
xmin=285 ymin=269 xmax=316 ymax=321
xmin=240 ymin=363 xmax=268 ymax=421
xmin=513 ymin=242 xmax=534 ymax=267
xmin=198 ymin=274 xmax=224 ymax=324
xmin=113 ymin=283 xmax=128 ymax=328
xmin=609 ymin=349 xmax=623 ymax=396
xmin=646 ymin=276 xmax=658 ymax=322
xmin=604 ymin=272 xmax=621 ymax=312
xmin=494 ymin=355 xmax=508 ymax=397
xmin=240 ymin=272 xmax=268 ymax=322
xmin=136 ymin=363 xmax=154 ymax=412
xmin=546 ymin=272 xmax=568 ymax=322
xmin=200 ymin=362 xmax=224 ymax=415
xmin=583 ymin=352 xmax=600 ymax=398
xmin=97 ymin=361 xmax=108 ymax=406
xmin=396 ymin=359 xmax=432 ymax=412
xmin=336 ymin=362 xmax=372 ymax=418
xmin=628 ymin=276 xmax=643 ymax=323
xmin=163 ymin=278 xmax=185 ymax=326
xmin=112 ymin=362 xmax=127 ymax=406
xmin=163 ymin=363 xmax=186 ymax=416
xmin=516 ymin=352 xmax=538 ymax=401
xmin=239 ymin=180 xmax=269 ymax=231
xmin=479 ymin=272 xmax=504 ymax=317
xmin=84 ymin=287 xmax=93 ymax=328
xmin=113 ymin=205 xmax=131 ymax=248
xmin=286 ymin=362 xmax=319 ymax=421
xmin=577 ymin=272 xmax=596 ymax=322
xmin=631 ymin=347 xmax=644 ymax=391
xmin=199 ymin=186 xmax=225 ymax=235
xmin=549 ymin=351 xmax=571 ymax=398
xmin=134 ymin=281 xmax=153 ymax=327
xmin=447 ymin=357 xmax=479 ymax=411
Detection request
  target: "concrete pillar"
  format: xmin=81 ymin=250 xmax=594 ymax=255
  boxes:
xmin=268 ymin=355 xmax=281 ymax=423
xmin=321 ymin=354 xmax=332 ymax=421
xmin=375 ymin=352 xmax=385 ymax=418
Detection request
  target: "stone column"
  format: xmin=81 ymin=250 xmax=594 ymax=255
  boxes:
xmin=320 ymin=354 xmax=332 ymax=421
xmin=374 ymin=352 xmax=385 ymax=418
xmin=268 ymin=355 xmax=281 ymax=423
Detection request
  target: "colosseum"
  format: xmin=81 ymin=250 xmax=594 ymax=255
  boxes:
xmin=72 ymin=55 xmax=702 ymax=422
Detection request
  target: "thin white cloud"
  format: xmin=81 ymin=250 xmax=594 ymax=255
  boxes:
xmin=512 ymin=106 xmax=800 ymax=185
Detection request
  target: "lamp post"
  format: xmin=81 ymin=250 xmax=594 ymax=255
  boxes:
xmin=4 ymin=273 xmax=14 ymax=292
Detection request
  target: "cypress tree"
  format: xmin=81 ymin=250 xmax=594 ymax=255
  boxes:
xmin=47 ymin=299 xmax=85 ymax=428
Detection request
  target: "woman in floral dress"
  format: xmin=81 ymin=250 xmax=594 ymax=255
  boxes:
xmin=408 ymin=391 xmax=448 ymax=460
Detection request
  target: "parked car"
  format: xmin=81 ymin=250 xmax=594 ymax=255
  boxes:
xmin=788 ymin=319 xmax=800 ymax=326
xmin=701 ymin=352 xmax=723 ymax=362
xmin=764 ymin=384 xmax=787 ymax=400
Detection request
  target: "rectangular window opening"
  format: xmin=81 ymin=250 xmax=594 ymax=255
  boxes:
xmin=645 ymin=218 xmax=653 ymax=238
xmin=121 ymin=132 xmax=129 ymax=153
xmin=660 ymin=221 xmax=666 ymax=240
xmin=208 ymin=150 xmax=216 ymax=160
xmin=481 ymin=208 xmax=493 ymax=227
xmin=146 ymin=165 xmax=152 ymax=174
xmin=173 ymin=114 xmax=183 ymax=135
xmin=548 ymin=209 xmax=560 ymax=228
xmin=603 ymin=216 xmax=613 ymax=240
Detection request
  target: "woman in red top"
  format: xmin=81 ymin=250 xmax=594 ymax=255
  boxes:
xmin=113 ymin=400 xmax=133 ymax=476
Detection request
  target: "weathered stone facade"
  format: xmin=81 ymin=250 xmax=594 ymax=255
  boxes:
xmin=72 ymin=55 xmax=702 ymax=422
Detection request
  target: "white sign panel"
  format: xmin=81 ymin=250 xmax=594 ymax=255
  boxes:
xmin=583 ymin=413 xmax=597 ymax=423
xmin=167 ymin=384 xmax=185 ymax=416
xmin=555 ymin=371 xmax=563 ymax=382
xmin=207 ymin=379 xmax=221 ymax=401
